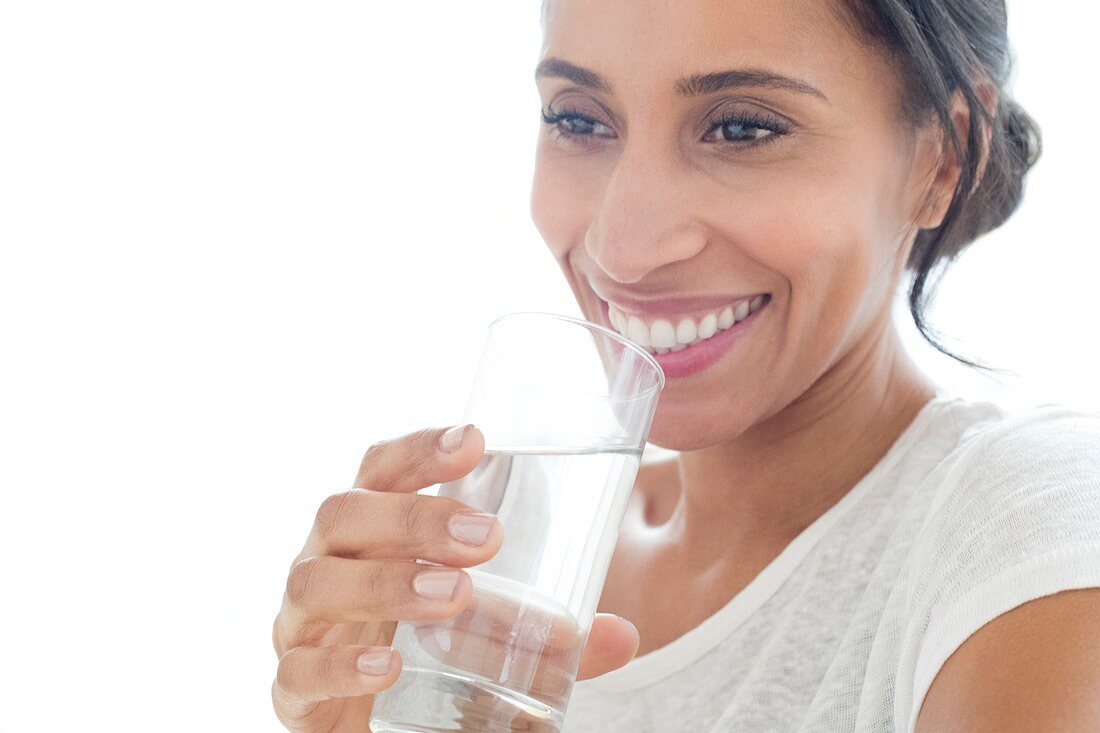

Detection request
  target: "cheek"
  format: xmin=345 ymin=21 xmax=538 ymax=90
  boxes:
xmin=713 ymin=152 xmax=906 ymax=357
xmin=728 ymin=171 xmax=881 ymax=295
xmin=530 ymin=144 xmax=605 ymax=260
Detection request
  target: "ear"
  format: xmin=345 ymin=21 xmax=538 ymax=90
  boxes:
xmin=915 ymin=79 xmax=999 ymax=230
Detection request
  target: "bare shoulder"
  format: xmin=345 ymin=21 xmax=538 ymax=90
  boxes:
xmin=915 ymin=587 xmax=1100 ymax=732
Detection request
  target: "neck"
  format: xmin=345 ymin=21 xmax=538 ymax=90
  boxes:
xmin=661 ymin=318 xmax=939 ymax=564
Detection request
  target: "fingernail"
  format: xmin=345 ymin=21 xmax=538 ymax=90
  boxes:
xmin=434 ymin=626 xmax=452 ymax=653
xmin=356 ymin=649 xmax=394 ymax=676
xmin=438 ymin=424 xmax=472 ymax=453
xmin=414 ymin=568 xmax=462 ymax=600
xmin=449 ymin=512 xmax=496 ymax=546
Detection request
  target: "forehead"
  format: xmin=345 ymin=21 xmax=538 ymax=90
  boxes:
xmin=541 ymin=0 xmax=876 ymax=101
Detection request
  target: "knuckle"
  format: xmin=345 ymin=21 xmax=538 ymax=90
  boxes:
xmin=314 ymin=490 xmax=359 ymax=542
xmin=419 ymin=427 xmax=447 ymax=459
xmin=399 ymin=429 xmax=445 ymax=479
xmin=315 ymin=650 xmax=340 ymax=687
xmin=413 ymin=428 xmax=440 ymax=455
xmin=360 ymin=440 xmax=388 ymax=470
xmin=362 ymin=561 xmax=390 ymax=608
xmin=286 ymin=556 xmax=321 ymax=609
xmin=275 ymin=648 xmax=303 ymax=694
xmin=397 ymin=495 xmax=432 ymax=538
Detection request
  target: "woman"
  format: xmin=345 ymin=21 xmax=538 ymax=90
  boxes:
xmin=271 ymin=0 xmax=1100 ymax=730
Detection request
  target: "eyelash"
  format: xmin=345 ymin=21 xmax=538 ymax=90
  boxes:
xmin=539 ymin=106 xmax=791 ymax=151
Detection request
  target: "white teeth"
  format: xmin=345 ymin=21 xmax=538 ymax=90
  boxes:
xmin=627 ymin=316 xmax=650 ymax=347
xmin=698 ymin=312 xmax=718 ymax=339
xmin=609 ymin=307 xmax=623 ymax=332
xmin=606 ymin=294 xmax=768 ymax=355
xmin=675 ymin=318 xmax=697 ymax=344
xmin=649 ymin=319 xmax=677 ymax=348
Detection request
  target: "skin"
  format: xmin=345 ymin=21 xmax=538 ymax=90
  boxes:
xmin=271 ymin=1 xmax=1100 ymax=730
xmin=532 ymin=0 xmax=946 ymax=654
xmin=271 ymin=426 xmax=640 ymax=732
xmin=530 ymin=0 xmax=1100 ymax=730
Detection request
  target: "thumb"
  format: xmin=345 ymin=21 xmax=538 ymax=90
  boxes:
xmin=576 ymin=613 xmax=640 ymax=681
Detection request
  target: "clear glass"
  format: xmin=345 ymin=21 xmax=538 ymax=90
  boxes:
xmin=370 ymin=311 xmax=665 ymax=732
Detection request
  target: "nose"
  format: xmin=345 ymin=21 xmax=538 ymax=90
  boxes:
xmin=585 ymin=142 xmax=708 ymax=284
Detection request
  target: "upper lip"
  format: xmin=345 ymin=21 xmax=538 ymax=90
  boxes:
xmin=591 ymin=285 xmax=765 ymax=321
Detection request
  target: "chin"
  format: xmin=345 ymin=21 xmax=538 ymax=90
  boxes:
xmin=643 ymin=399 xmax=746 ymax=452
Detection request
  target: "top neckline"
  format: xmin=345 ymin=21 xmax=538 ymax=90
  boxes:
xmin=579 ymin=389 xmax=957 ymax=693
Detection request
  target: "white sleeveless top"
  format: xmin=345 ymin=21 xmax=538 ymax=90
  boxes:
xmin=561 ymin=391 xmax=1100 ymax=732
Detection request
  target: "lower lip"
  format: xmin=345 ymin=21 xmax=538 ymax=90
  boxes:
xmin=600 ymin=296 xmax=769 ymax=379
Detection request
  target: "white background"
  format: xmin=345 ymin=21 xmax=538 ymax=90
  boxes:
xmin=0 ymin=2 xmax=1096 ymax=731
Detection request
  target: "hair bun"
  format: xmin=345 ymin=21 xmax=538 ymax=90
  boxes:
xmin=964 ymin=98 xmax=1043 ymax=243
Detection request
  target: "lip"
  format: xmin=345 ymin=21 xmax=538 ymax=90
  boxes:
xmin=598 ymin=294 xmax=769 ymax=379
xmin=591 ymin=288 xmax=762 ymax=320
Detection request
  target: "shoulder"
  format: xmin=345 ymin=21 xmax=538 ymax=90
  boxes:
xmin=959 ymin=399 xmax=1100 ymax=455
xmin=939 ymin=397 xmax=1100 ymax=460
xmin=914 ymin=585 xmax=1100 ymax=732
xmin=923 ymin=398 xmax=1100 ymax=521
xmin=907 ymin=398 xmax=1100 ymax=605
xmin=901 ymin=397 xmax=1100 ymax=732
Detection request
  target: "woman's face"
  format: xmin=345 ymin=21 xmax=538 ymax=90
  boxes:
xmin=531 ymin=0 xmax=950 ymax=451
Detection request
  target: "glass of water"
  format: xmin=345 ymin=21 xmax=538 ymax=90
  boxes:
xmin=370 ymin=311 xmax=665 ymax=732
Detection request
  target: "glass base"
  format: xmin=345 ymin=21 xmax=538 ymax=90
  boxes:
xmin=370 ymin=666 xmax=565 ymax=733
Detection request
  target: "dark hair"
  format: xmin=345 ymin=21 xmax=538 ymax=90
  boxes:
xmin=836 ymin=0 xmax=1042 ymax=371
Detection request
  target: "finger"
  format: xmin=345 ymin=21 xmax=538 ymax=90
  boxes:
xmin=280 ymin=556 xmax=474 ymax=648
xmin=273 ymin=645 xmax=401 ymax=722
xmin=407 ymin=595 xmax=585 ymax=700
xmin=398 ymin=609 xmax=636 ymax=699
xmin=576 ymin=614 xmax=640 ymax=681
xmin=353 ymin=424 xmax=485 ymax=494
xmin=302 ymin=489 xmax=502 ymax=565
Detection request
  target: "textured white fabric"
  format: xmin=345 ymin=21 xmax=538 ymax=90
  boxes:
xmin=561 ymin=391 xmax=1100 ymax=732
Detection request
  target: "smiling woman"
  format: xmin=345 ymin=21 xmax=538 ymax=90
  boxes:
xmin=523 ymin=0 xmax=1100 ymax=733
xmin=265 ymin=1 xmax=1100 ymax=732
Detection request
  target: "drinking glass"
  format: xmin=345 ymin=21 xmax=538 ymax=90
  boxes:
xmin=369 ymin=311 xmax=665 ymax=732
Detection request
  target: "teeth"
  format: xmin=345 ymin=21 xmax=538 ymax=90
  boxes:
xmin=649 ymin=319 xmax=677 ymax=348
xmin=606 ymin=294 xmax=768 ymax=355
xmin=675 ymin=318 xmax=697 ymax=345
xmin=627 ymin=316 xmax=650 ymax=347
xmin=697 ymin=313 xmax=718 ymax=339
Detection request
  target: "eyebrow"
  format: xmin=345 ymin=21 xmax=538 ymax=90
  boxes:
xmin=534 ymin=57 xmax=613 ymax=93
xmin=676 ymin=68 xmax=828 ymax=101
xmin=534 ymin=56 xmax=828 ymax=102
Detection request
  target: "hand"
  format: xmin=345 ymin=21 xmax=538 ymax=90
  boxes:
xmin=271 ymin=425 xmax=640 ymax=732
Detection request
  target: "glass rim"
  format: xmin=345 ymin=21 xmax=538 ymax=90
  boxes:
xmin=486 ymin=311 xmax=666 ymax=399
